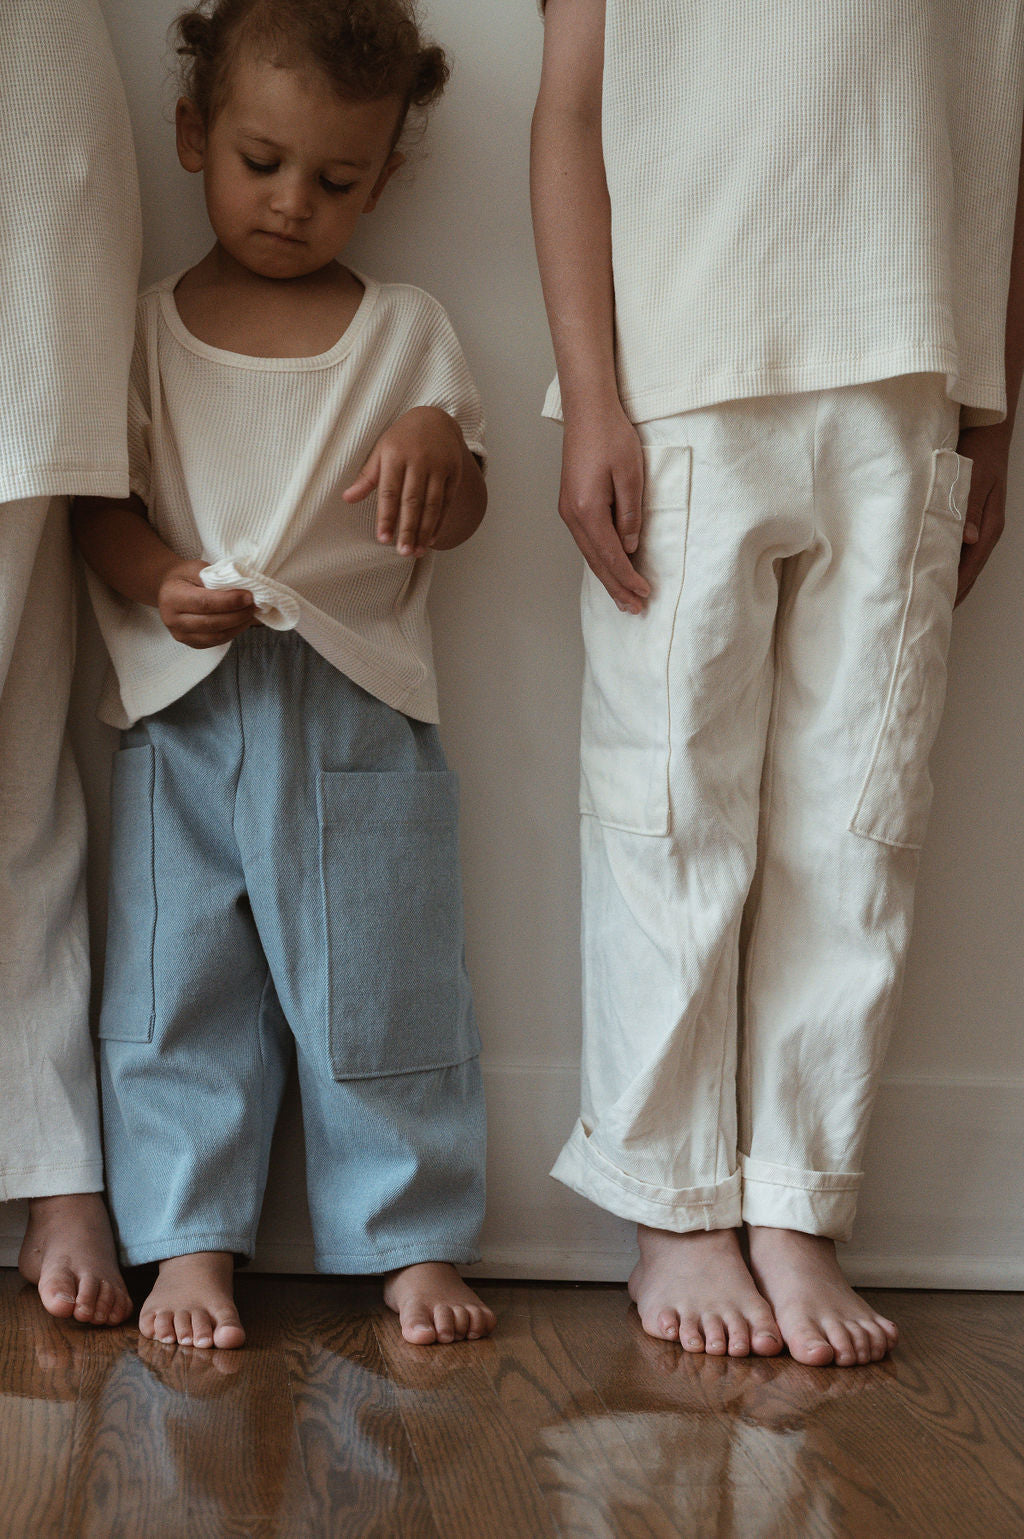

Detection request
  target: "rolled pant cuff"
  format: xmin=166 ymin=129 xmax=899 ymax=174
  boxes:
xmin=739 ymin=1154 xmax=862 ymax=1242
xmin=0 ymin=1161 xmax=105 ymax=1203
xmin=551 ymin=1120 xmax=742 ymax=1231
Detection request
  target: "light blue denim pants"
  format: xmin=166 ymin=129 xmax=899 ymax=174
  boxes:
xmin=99 ymin=628 xmax=485 ymax=1272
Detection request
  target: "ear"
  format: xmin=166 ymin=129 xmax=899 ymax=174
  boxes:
xmin=176 ymin=97 xmax=207 ymax=173
xmin=362 ymin=151 xmax=405 ymax=214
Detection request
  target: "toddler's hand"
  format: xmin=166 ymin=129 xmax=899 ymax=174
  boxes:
xmin=158 ymin=559 xmax=256 ymax=648
xmin=342 ymin=407 xmax=467 ymax=556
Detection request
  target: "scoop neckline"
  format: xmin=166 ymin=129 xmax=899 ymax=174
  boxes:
xmin=157 ymin=268 xmax=380 ymax=371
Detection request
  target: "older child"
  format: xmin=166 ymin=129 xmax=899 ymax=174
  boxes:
xmin=75 ymin=0 xmax=494 ymax=1349
xmin=532 ymin=0 xmax=1024 ymax=1364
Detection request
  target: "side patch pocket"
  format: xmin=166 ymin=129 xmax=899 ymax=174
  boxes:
xmin=849 ymin=449 xmax=972 ymax=849
xmin=318 ymin=769 xmax=478 ymax=1079
xmin=579 ymin=444 xmax=692 ymax=835
xmin=98 ymin=744 xmax=157 ymax=1042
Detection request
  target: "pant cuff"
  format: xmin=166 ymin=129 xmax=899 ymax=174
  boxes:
xmin=313 ymin=1242 xmax=481 ymax=1275
xmin=116 ymin=1232 xmax=256 ymax=1268
xmin=0 ymin=1161 xmax=105 ymax=1203
xmin=551 ymin=1119 xmax=742 ymax=1231
xmin=739 ymin=1154 xmax=862 ymax=1242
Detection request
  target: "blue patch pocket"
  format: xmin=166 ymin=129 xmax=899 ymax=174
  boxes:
xmin=317 ymin=770 xmax=479 ymax=1079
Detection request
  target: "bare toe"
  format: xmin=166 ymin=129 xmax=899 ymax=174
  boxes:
xmin=702 ymin=1313 xmax=728 ymax=1355
xmin=189 ymin=1309 xmax=216 ymax=1349
xmin=723 ymin=1312 xmax=751 ymax=1357
xmin=652 ymin=1307 xmax=681 ymax=1342
xmin=676 ymin=1314 xmax=703 ymax=1352
xmin=211 ymin=1311 xmax=245 ymax=1350
xmin=433 ymin=1305 xmax=456 ymax=1344
xmin=401 ymin=1303 xmax=437 ymax=1344
xmin=38 ymin=1265 xmax=78 ymax=1319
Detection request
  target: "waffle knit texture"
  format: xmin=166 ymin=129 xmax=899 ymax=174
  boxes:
xmin=542 ymin=0 xmax=1024 ymax=428
xmin=87 ymin=274 xmax=486 ymax=727
xmin=0 ymin=0 xmax=141 ymax=502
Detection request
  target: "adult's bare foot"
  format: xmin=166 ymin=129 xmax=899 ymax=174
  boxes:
xmin=382 ymin=1261 xmax=496 ymax=1345
xmin=746 ymin=1226 xmax=898 ymax=1367
xmin=138 ymin=1251 xmax=245 ymax=1350
xmin=628 ymin=1225 xmax=782 ymax=1356
xmin=19 ymin=1192 xmax=132 ymax=1326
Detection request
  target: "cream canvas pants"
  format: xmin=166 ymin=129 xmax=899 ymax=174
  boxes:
xmin=552 ymin=375 xmax=969 ymax=1241
xmin=0 ymin=497 xmax=102 ymax=1200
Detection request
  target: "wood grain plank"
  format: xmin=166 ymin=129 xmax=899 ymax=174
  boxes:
xmin=471 ymin=1283 xmax=726 ymax=1539
xmin=524 ymin=1283 xmax=837 ymax=1539
xmin=0 ymin=1271 xmax=81 ymax=1538
xmin=372 ymin=1297 xmax=558 ymax=1539
xmin=138 ymin=1278 xmax=314 ymax=1539
xmin=63 ymin=1321 xmax=194 ymax=1538
xmin=277 ymin=1276 xmax=440 ymax=1539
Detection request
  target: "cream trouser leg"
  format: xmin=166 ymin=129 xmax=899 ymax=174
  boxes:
xmin=0 ymin=497 xmax=102 ymax=1200
xmin=552 ymin=375 xmax=967 ymax=1241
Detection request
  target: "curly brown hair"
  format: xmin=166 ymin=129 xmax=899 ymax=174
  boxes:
xmin=174 ymin=0 xmax=449 ymax=141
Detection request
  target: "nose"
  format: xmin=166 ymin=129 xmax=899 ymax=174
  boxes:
xmin=269 ymin=173 xmax=313 ymax=222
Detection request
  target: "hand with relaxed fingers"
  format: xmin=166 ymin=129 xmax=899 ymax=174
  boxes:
xmin=343 ymin=405 xmax=485 ymax=557
xmin=157 ymin=558 xmax=257 ymax=648
xmin=955 ymin=424 xmax=1011 ymax=605
xmin=560 ymin=403 xmax=651 ymax=614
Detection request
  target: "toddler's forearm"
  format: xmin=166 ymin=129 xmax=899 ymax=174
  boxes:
xmin=72 ymin=494 xmax=183 ymax=607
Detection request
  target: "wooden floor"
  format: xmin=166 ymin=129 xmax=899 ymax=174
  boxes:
xmin=1 ymin=1270 xmax=1021 ymax=1538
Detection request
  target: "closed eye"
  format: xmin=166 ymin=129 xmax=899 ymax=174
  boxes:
xmin=320 ymin=176 xmax=356 ymax=194
xmin=243 ymin=156 xmax=278 ymax=174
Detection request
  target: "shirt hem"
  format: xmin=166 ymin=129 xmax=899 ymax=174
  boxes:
xmin=543 ymin=351 xmax=1006 ymax=428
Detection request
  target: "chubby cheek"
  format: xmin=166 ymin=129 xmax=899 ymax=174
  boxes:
xmin=205 ymin=169 xmax=259 ymax=240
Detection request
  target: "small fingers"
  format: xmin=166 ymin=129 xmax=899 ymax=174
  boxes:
xmin=420 ymin=472 xmax=451 ymax=550
xmin=375 ymin=458 xmax=404 ymax=546
xmin=395 ymin=466 xmax=428 ymax=556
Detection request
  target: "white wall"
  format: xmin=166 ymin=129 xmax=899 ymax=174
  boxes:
xmin=4 ymin=0 xmax=1021 ymax=1285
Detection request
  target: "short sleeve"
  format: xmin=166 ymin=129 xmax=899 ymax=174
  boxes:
xmin=389 ymin=290 xmax=487 ymax=474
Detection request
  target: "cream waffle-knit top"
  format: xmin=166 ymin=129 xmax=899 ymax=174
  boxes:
xmin=0 ymin=0 xmax=140 ymax=503
xmin=542 ymin=0 xmax=1024 ymax=428
xmin=87 ymin=274 xmax=485 ymax=727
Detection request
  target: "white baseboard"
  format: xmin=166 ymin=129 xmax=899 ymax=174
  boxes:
xmin=3 ymin=1068 xmax=1022 ymax=1290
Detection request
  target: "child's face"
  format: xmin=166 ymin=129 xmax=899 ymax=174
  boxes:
xmin=176 ymin=54 xmax=404 ymax=280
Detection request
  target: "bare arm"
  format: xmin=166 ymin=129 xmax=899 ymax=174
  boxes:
xmin=531 ymin=0 xmax=649 ymax=613
xmin=73 ymin=495 xmax=255 ymax=647
xmin=955 ymin=105 xmax=1024 ymax=604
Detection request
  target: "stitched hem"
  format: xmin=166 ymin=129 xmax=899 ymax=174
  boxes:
xmin=313 ymin=1243 xmax=482 ymax=1275
xmin=0 ymin=1163 xmax=105 ymax=1203
xmin=551 ymin=1120 xmax=742 ymax=1231
xmin=117 ymin=1233 xmax=255 ymax=1268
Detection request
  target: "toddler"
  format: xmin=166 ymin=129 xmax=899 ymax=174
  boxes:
xmin=75 ymin=0 xmax=494 ymax=1349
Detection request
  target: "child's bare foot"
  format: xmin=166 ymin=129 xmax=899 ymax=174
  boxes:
xmin=628 ymin=1225 xmax=782 ymax=1356
xmin=746 ymin=1226 xmax=898 ymax=1367
xmin=19 ymin=1192 xmax=132 ymax=1326
xmin=382 ymin=1261 xmax=496 ymax=1344
xmin=139 ymin=1251 xmax=245 ymax=1349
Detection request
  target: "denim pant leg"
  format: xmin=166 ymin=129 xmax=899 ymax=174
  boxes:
xmin=99 ymin=659 xmax=292 ymax=1266
xmin=231 ymin=631 xmax=486 ymax=1273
